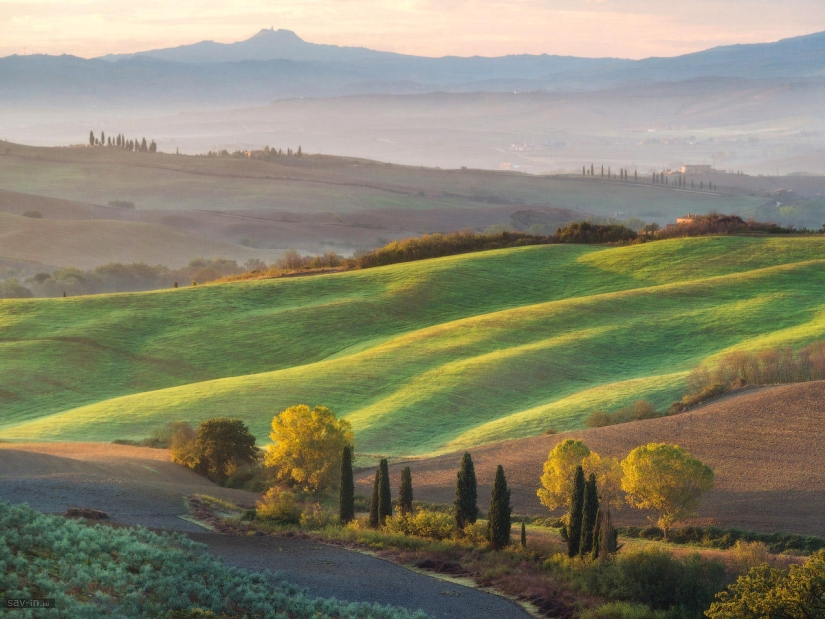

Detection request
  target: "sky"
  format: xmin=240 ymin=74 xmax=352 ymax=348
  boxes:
xmin=2 ymin=0 xmax=825 ymax=60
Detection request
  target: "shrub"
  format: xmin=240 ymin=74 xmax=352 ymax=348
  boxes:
xmin=22 ymin=210 xmax=42 ymax=218
xmin=299 ymin=503 xmax=337 ymax=530
xmin=730 ymin=541 xmax=770 ymax=574
xmin=256 ymin=488 xmax=301 ymax=524
xmin=384 ymin=510 xmax=455 ymax=540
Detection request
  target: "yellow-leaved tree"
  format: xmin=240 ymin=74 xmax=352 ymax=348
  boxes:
xmin=265 ymin=404 xmax=354 ymax=492
xmin=537 ymin=439 xmax=592 ymax=512
xmin=621 ymin=442 xmax=714 ymax=538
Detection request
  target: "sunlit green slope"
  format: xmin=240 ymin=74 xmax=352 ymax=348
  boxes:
xmin=2 ymin=236 xmax=825 ymax=456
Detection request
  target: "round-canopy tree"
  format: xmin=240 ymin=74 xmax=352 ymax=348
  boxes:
xmin=195 ymin=418 xmax=258 ymax=482
xmin=537 ymin=439 xmax=591 ymax=513
xmin=265 ymin=404 xmax=354 ymax=492
xmin=621 ymin=443 xmax=714 ymax=538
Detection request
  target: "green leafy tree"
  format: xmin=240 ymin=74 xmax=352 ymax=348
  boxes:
xmin=378 ymin=458 xmax=392 ymax=524
xmin=706 ymin=550 xmax=825 ymax=619
xmin=265 ymin=404 xmax=353 ymax=492
xmin=567 ymin=465 xmax=585 ymax=557
xmin=194 ymin=418 xmax=257 ymax=482
xmin=454 ymin=452 xmax=479 ymax=531
xmin=621 ymin=443 xmax=714 ymax=538
xmin=487 ymin=465 xmax=512 ymax=550
xmin=580 ymin=473 xmax=599 ymax=556
xmin=398 ymin=466 xmax=413 ymax=517
xmin=369 ymin=469 xmax=380 ymax=529
xmin=339 ymin=445 xmax=355 ymax=524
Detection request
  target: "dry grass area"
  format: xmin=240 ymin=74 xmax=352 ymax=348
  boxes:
xmin=361 ymin=381 xmax=825 ymax=536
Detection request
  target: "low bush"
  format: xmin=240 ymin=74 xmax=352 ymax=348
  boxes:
xmin=585 ymin=400 xmax=661 ymax=428
xmin=579 ymin=602 xmax=672 ymax=619
xmin=384 ymin=510 xmax=455 ymax=540
xmin=620 ymin=525 xmax=825 ymax=555
xmin=256 ymin=488 xmax=301 ymax=524
xmin=546 ymin=547 xmax=727 ymax=617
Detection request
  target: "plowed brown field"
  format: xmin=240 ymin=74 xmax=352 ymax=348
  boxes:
xmin=356 ymin=382 xmax=825 ymax=536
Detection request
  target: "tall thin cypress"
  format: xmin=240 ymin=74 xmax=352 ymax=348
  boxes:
xmin=369 ymin=469 xmax=380 ymax=529
xmin=487 ymin=465 xmax=512 ymax=550
xmin=339 ymin=445 xmax=355 ymax=524
xmin=378 ymin=458 xmax=392 ymax=523
xmin=592 ymin=509 xmax=602 ymax=560
xmin=454 ymin=452 xmax=479 ymax=531
xmin=398 ymin=466 xmax=413 ymax=517
xmin=579 ymin=473 xmax=599 ymax=556
xmin=520 ymin=520 xmax=527 ymax=548
xmin=567 ymin=465 xmax=585 ymax=558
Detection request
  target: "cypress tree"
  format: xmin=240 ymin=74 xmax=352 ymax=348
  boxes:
xmin=601 ymin=165 xmax=604 ymax=177
xmin=590 ymin=163 xmax=594 ymax=176
xmin=582 ymin=166 xmax=586 ymax=176
xmin=378 ymin=458 xmax=392 ymax=523
xmin=579 ymin=473 xmax=599 ymax=556
xmin=592 ymin=509 xmax=602 ymax=560
xmin=398 ymin=466 xmax=413 ymax=517
xmin=567 ymin=465 xmax=585 ymax=557
xmin=487 ymin=465 xmax=512 ymax=550
xmin=101 ymin=131 xmax=105 ymax=146
xmin=369 ymin=469 xmax=380 ymax=529
xmin=454 ymin=452 xmax=479 ymax=531
xmin=520 ymin=520 xmax=527 ymax=548
xmin=339 ymin=445 xmax=355 ymax=524
xmin=89 ymin=131 xmax=95 ymax=147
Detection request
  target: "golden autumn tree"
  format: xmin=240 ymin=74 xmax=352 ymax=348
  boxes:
xmin=537 ymin=439 xmax=592 ymax=512
xmin=621 ymin=443 xmax=714 ymax=538
xmin=265 ymin=405 xmax=354 ymax=492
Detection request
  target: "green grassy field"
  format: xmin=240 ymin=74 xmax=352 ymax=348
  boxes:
xmin=2 ymin=235 xmax=825 ymax=456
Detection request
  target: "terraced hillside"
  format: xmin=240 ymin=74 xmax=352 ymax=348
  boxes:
xmin=2 ymin=235 xmax=825 ymax=456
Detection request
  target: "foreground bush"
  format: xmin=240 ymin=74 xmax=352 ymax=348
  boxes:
xmin=0 ymin=501 xmax=427 ymax=618
xmin=706 ymin=550 xmax=825 ymax=619
xmin=546 ymin=547 xmax=727 ymax=617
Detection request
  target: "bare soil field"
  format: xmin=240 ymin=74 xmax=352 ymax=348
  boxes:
xmin=0 ymin=442 xmax=258 ymax=530
xmin=358 ymin=382 xmax=825 ymax=536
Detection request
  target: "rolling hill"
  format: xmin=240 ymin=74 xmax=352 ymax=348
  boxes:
xmin=2 ymin=235 xmax=825 ymax=457
xmin=380 ymin=380 xmax=825 ymax=536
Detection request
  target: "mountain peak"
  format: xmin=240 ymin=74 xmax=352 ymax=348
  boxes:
xmin=250 ymin=28 xmax=303 ymax=43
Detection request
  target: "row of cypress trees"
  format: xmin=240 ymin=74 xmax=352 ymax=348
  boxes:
xmin=338 ymin=448 xmax=515 ymax=549
xmin=564 ymin=465 xmax=619 ymax=559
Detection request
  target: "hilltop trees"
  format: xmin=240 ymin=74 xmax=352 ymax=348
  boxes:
xmin=265 ymin=404 xmax=353 ymax=492
xmin=454 ymin=452 xmax=479 ymax=531
xmin=87 ymin=130 xmax=158 ymax=153
xmin=621 ymin=443 xmax=714 ymax=538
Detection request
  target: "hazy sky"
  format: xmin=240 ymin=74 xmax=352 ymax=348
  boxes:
xmin=2 ymin=0 xmax=825 ymax=59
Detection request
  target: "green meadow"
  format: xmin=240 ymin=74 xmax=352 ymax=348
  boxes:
xmin=2 ymin=235 xmax=825 ymax=456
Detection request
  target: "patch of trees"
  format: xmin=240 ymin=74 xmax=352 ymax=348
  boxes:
xmin=584 ymin=399 xmax=663 ymax=428
xmin=672 ymin=339 xmax=825 ymax=413
xmin=554 ymin=221 xmax=639 ymax=244
xmin=170 ymin=418 xmax=259 ymax=485
xmin=655 ymin=213 xmax=803 ymax=240
xmin=538 ymin=439 xmax=713 ymax=540
xmin=15 ymin=258 xmax=246 ymax=297
xmin=89 ymin=130 xmax=157 ymax=153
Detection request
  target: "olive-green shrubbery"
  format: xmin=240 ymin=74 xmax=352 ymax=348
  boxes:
xmin=546 ymin=547 xmax=727 ymax=618
xmin=0 ymin=501 xmax=426 ymax=619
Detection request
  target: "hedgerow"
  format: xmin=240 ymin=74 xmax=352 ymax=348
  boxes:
xmin=0 ymin=501 xmax=427 ymax=619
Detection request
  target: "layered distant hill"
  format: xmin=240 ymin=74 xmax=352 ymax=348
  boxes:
xmin=2 ymin=29 xmax=825 ymax=110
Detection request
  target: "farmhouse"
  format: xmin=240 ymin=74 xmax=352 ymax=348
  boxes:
xmin=679 ymin=164 xmax=713 ymax=174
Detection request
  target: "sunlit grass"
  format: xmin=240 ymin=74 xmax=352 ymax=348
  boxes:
xmin=3 ymin=236 xmax=825 ymax=456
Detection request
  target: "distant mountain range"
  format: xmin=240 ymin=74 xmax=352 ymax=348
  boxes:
xmin=1 ymin=28 xmax=825 ymax=110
